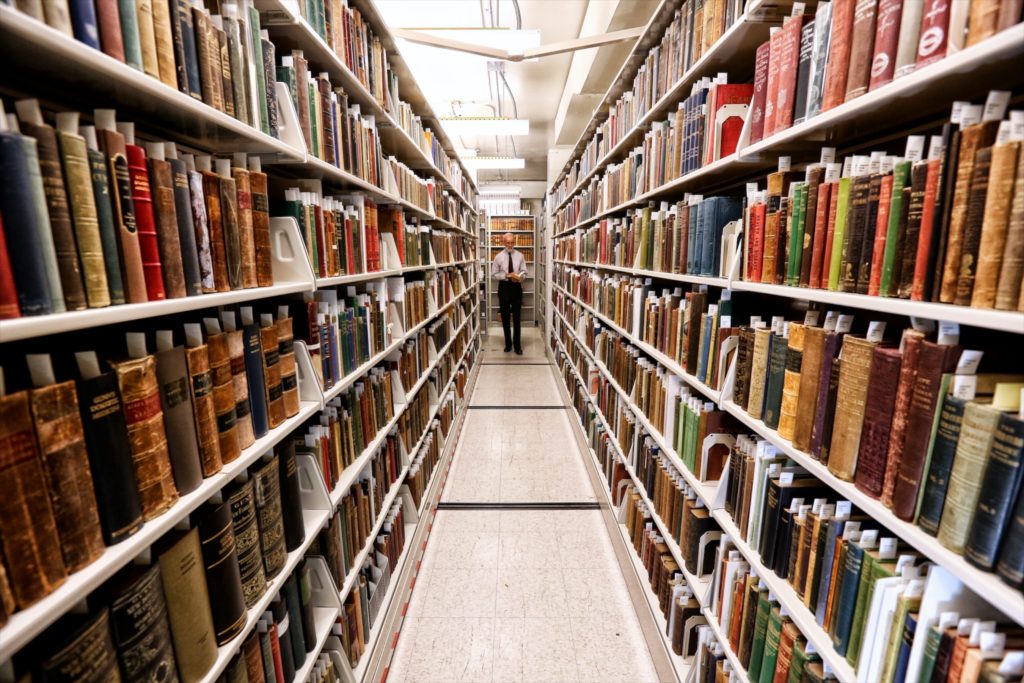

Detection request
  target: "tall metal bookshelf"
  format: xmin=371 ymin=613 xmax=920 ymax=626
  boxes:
xmin=486 ymin=213 xmax=538 ymax=330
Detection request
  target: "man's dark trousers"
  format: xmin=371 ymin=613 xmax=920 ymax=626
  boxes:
xmin=498 ymin=279 xmax=522 ymax=352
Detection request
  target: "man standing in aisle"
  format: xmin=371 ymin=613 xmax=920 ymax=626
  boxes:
xmin=492 ymin=231 xmax=528 ymax=354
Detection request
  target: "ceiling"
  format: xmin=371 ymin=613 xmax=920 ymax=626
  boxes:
xmin=376 ymin=0 xmax=659 ymax=186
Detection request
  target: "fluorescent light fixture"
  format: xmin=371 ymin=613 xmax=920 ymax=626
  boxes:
xmin=454 ymin=147 xmax=478 ymax=158
xmin=480 ymin=184 xmax=521 ymax=195
xmin=439 ymin=117 xmax=529 ymax=137
xmin=462 ymin=156 xmax=525 ymax=170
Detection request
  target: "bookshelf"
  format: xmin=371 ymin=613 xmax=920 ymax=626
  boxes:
xmin=487 ymin=213 xmax=538 ymax=328
xmin=0 ymin=0 xmax=483 ymax=676
xmin=542 ymin=0 xmax=1024 ymax=681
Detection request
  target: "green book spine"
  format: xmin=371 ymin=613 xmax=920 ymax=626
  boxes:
xmin=847 ymin=554 xmax=896 ymax=667
xmin=787 ymin=640 xmax=816 ymax=683
xmin=830 ymin=540 xmax=865 ymax=653
xmin=686 ymin=403 xmax=699 ymax=472
xmin=248 ymin=7 xmax=269 ymax=136
xmin=827 ymin=177 xmax=852 ymax=291
xmin=878 ymin=161 xmax=911 ymax=296
xmin=747 ymin=594 xmax=772 ymax=683
xmin=787 ymin=184 xmax=807 ymax=286
xmin=757 ymin=606 xmax=784 ymax=683
xmin=643 ymin=205 xmax=654 ymax=270
xmin=880 ymin=594 xmax=920 ymax=683
xmin=86 ymin=147 xmax=126 ymax=305
xmin=308 ymin=80 xmax=319 ymax=159
xmin=917 ymin=624 xmax=942 ymax=683
xmin=914 ymin=373 xmax=954 ymax=525
xmin=118 ymin=0 xmax=143 ymax=70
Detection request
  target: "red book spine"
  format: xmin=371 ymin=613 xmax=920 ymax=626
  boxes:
xmin=911 ymin=158 xmax=942 ymax=300
xmin=344 ymin=215 xmax=354 ymax=274
xmin=763 ymin=29 xmax=784 ymax=138
xmin=126 ymin=144 xmax=166 ymax=301
xmin=772 ymin=15 xmax=809 ymax=134
xmin=268 ymin=623 xmax=286 ymax=683
xmin=94 ymin=0 xmax=126 ymax=62
xmin=0 ymin=213 xmax=20 ymax=319
xmin=748 ymin=203 xmax=767 ymax=281
xmin=315 ymin=205 xmax=327 ymax=277
xmin=916 ymin=0 xmax=950 ymax=68
xmin=749 ymin=41 xmax=771 ymax=144
xmin=715 ymin=84 xmax=756 ymax=160
xmin=868 ymin=175 xmax=894 ymax=295
xmin=868 ymin=0 xmax=903 ymax=91
xmin=822 ymin=0 xmax=856 ymax=111
xmin=809 ymin=182 xmax=834 ymax=288
xmin=820 ymin=184 xmax=841 ymax=285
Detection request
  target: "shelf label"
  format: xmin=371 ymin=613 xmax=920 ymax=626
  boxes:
xmin=905 ymin=136 xmax=926 ymax=162
xmin=983 ymin=90 xmax=1011 ymax=122
xmin=778 ymin=156 xmax=791 ymax=172
xmin=835 ymin=501 xmax=853 ymax=519
xmin=1010 ymin=111 xmax=1024 ymax=142
xmin=950 ymin=101 xmax=969 ymax=124
xmin=866 ymin=320 xmax=886 ymax=342
xmin=836 ymin=314 xmax=854 ymax=334
xmin=928 ymin=135 xmax=945 ymax=160
xmin=960 ymin=104 xmax=984 ymax=129
xmin=803 ymin=310 xmax=820 ymax=326
xmin=937 ymin=321 xmax=960 ymax=345
xmin=825 ymin=162 xmax=842 ymax=183
xmin=820 ymin=147 xmax=837 ymax=165
xmin=823 ymin=310 xmax=839 ymax=331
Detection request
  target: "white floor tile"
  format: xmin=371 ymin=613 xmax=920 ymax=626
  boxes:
xmin=492 ymin=618 xmax=579 ymax=683
xmin=389 ymin=617 xmax=495 ymax=683
xmin=471 ymin=365 xmax=562 ymax=406
xmin=495 ymin=566 xmax=570 ymax=618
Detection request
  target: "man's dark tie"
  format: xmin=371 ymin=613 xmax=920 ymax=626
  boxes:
xmin=507 ymin=251 xmax=514 ymax=279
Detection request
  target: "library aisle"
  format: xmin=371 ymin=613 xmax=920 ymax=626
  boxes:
xmin=385 ymin=327 xmax=671 ymax=683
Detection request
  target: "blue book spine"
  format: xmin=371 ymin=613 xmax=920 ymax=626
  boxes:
xmin=815 ymin=519 xmax=843 ymax=625
xmin=893 ymin=612 xmax=917 ymax=683
xmin=69 ymin=0 xmax=101 ymax=49
xmin=713 ymin=197 xmax=743 ymax=275
xmin=176 ymin=0 xmax=203 ymax=99
xmin=832 ymin=541 xmax=865 ymax=655
xmin=243 ymin=323 xmax=269 ymax=438
xmin=0 ymin=132 xmax=52 ymax=315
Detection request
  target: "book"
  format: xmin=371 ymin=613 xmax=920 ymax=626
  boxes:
xmin=227 ymin=329 xmax=255 ymax=449
xmin=184 ymin=343 xmax=223 ymax=477
xmin=277 ymin=317 xmax=301 ymax=417
xmin=205 ymin=330 xmax=242 ymax=464
xmin=227 ymin=478 xmax=267 ymax=607
xmin=171 ymin=0 xmax=202 ymax=98
xmin=761 ymin=331 xmax=789 ymax=430
xmin=792 ymin=21 xmax=816 ymax=125
xmin=243 ymin=322 xmax=269 ymax=438
xmin=952 ymin=145 xmax=994 ymax=305
xmin=94 ymin=0 xmax=125 ymax=61
xmin=29 ymin=380 xmax=106 ymax=572
xmin=747 ymin=591 xmax=773 ymax=683
xmin=970 ymin=141 xmax=1021 ymax=308
xmin=867 ymin=0 xmax=901 ymax=90
xmin=186 ymin=168 xmax=216 ymax=293
xmin=232 ymin=166 xmax=259 ymax=288
xmin=279 ymin=440 xmax=305 ymax=552
xmin=915 ymin=0 xmax=951 ymax=69
xmin=852 ymin=347 xmax=901 ymax=497
xmin=95 ymin=121 xmax=147 ymax=304
xmin=746 ymin=327 xmax=772 ymax=421
xmin=822 ymin=0 xmax=855 ymax=111
xmin=167 ymin=156 xmax=203 ymax=297
xmin=106 ymin=564 xmax=178 ymax=682
xmin=826 ymin=336 xmax=877 ymax=479
xmin=197 ymin=499 xmax=247 ymax=645
xmin=966 ymin=411 xmax=1024 ymax=570
xmin=880 ymin=329 xmax=925 ymax=507
xmin=843 ymin=0 xmax=878 ymax=102
xmin=83 ymin=131 xmax=126 ymax=305
xmin=0 ymin=215 xmax=18 ymax=319
xmin=201 ymin=171 xmax=230 ymax=292
xmin=157 ymin=528 xmax=218 ymax=682
xmin=112 ymin=355 xmax=179 ymax=519
xmin=750 ymin=41 xmax=771 ymax=144
xmin=254 ymin=455 xmax=288 ymax=578
xmin=35 ymin=609 xmax=121 ymax=681
xmin=125 ymin=142 xmax=166 ymax=301
xmin=155 ymin=344 xmax=203 ymax=495
xmin=250 ymin=167 xmax=274 ymax=287
xmin=916 ymin=391 xmax=965 ymax=535
xmin=791 ymin=327 xmax=825 ymax=449
xmin=261 ymin=321 xmax=286 ymax=428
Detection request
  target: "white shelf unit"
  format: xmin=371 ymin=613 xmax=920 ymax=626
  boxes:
xmin=486 ymin=213 xmax=538 ymax=328
xmin=0 ymin=0 xmax=484 ymax=674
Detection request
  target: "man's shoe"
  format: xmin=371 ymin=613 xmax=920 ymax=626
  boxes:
xmin=515 ymin=349 xmax=523 ymax=355
xmin=504 ymin=347 xmax=512 ymax=352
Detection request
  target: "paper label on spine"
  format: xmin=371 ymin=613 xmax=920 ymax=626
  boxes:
xmin=905 ymin=136 xmax=926 ymax=162
xmin=836 ymin=314 xmax=853 ymax=333
xmin=803 ymin=310 xmax=820 ymax=326
xmin=778 ymin=156 xmax=791 ymax=172
xmin=820 ymin=147 xmax=837 ymax=165
xmin=866 ymin=321 xmax=886 ymax=342
xmin=937 ymin=321 xmax=960 ymax=345
xmin=983 ymin=90 xmax=1011 ymax=122
xmin=960 ymin=104 xmax=984 ymax=128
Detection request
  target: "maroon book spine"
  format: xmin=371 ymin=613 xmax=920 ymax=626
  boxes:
xmin=868 ymin=0 xmax=902 ymax=91
xmin=126 ymin=144 xmax=166 ymax=301
xmin=853 ymin=347 xmax=902 ymax=497
xmin=749 ymin=41 xmax=771 ymax=144
xmin=0 ymin=213 xmax=21 ymax=319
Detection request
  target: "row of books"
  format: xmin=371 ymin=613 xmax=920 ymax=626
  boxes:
xmin=552 ymin=75 xmax=751 ymax=234
xmin=490 ymin=245 xmax=534 ymax=262
xmin=550 ymin=0 xmax=748 ymax=205
xmin=11 ymin=446 xmax=308 ymax=682
xmin=748 ymin=0 xmax=1022 ymax=146
xmin=288 ymin=0 xmax=475 ymax=206
xmin=396 ymin=330 xmax=430 ymax=394
xmin=488 ymin=216 xmax=533 ymax=232
xmin=0 ymin=307 xmax=303 ymax=621
xmin=0 ymin=104 xmax=276 ymax=319
xmin=490 ymin=233 xmax=534 ymax=248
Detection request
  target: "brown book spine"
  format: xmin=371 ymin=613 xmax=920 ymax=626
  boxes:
xmin=193 ymin=9 xmax=222 ymax=111
xmin=157 ymin=528 xmax=218 ymax=682
xmin=220 ymin=174 xmax=243 ymax=289
xmin=217 ymin=28 xmax=236 ymax=119
xmin=792 ymin=326 xmax=825 ymax=452
xmin=277 ymin=317 xmax=300 ymax=418
xmin=966 ymin=0 xmax=1001 ymax=46
xmin=953 ymin=145 xmax=994 ymax=305
xmin=777 ymin=322 xmax=805 ymax=441
xmin=30 ymin=381 xmax=105 ymax=573
xmin=149 ymin=158 xmax=187 ymax=299
xmin=891 ymin=341 xmax=959 ymax=520
xmin=844 ymin=0 xmax=878 ymax=102
xmin=95 ymin=0 xmax=125 ymax=61
xmin=113 ymin=355 xmax=179 ymax=519
xmin=231 ymin=167 xmax=258 ymax=288
xmin=228 ymin=329 xmax=255 ymax=449
xmin=880 ymin=331 xmax=924 ymax=507
xmin=761 ymin=211 xmax=780 ymax=284
xmin=822 ymin=0 xmax=855 ymax=111
xmin=206 ymin=332 xmax=241 ymax=464
xmin=201 ymin=171 xmax=230 ymax=292
xmin=896 ymin=162 xmax=930 ymax=298
xmin=97 ymin=127 xmax=147 ymax=304
xmin=853 ymin=347 xmax=902 ymax=497
xmin=827 ymin=336 xmax=877 ymax=480
xmin=149 ymin=0 xmax=177 ymax=88
xmin=261 ymin=323 xmax=286 ymax=429
xmin=939 ymin=122 xmax=998 ymax=302
xmin=995 ymin=145 xmax=1024 ymax=310
xmin=0 ymin=391 xmax=67 ymax=609
xmin=972 ymin=141 xmax=1020 ymax=308
xmin=184 ymin=344 xmax=223 ymax=478
xmin=22 ymin=121 xmax=87 ymax=311
xmin=250 ymin=170 xmax=273 ymax=287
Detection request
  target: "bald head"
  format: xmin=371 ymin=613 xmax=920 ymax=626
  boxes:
xmin=503 ymin=232 xmax=515 ymax=250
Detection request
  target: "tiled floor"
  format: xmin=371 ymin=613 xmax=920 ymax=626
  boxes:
xmin=386 ymin=327 xmax=663 ymax=682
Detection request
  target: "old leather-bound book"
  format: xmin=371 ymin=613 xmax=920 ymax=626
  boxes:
xmin=29 ymin=380 xmax=106 ymax=572
xmin=867 ymin=0 xmax=901 ymax=91
xmin=843 ymin=0 xmax=878 ymax=102
xmin=762 ymin=332 xmax=790 ymax=431
xmin=277 ymin=317 xmax=300 ymax=417
xmin=231 ymin=166 xmax=258 ymax=288
xmin=250 ymin=168 xmax=273 ymax=287
xmin=890 ymin=341 xmax=961 ymax=520
xmin=994 ymin=147 xmax=1024 ymax=311
xmin=970 ymin=141 xmax=1020 ymax=308
xmin=134 ymin=0 xmax=160 ymax=78
xmin=155 ymin=345 xmax=203 ymax=493
xmin=745 ymin=327 xmax=772 ymax=420
xmin=220 ymin=172 xmax=243 ymax=289
xmin=184 ymin=343 xmax=222 ymax=477
xmin=111 ymin=355 xmax=179 ymax=519
xmin=227 ymin=479 xmax=267 ymax=607
xmin=939 ymin=120 xmax=999 ymax=303
xmin=167 ymin=157 xmax=203 ymax=296
xmin=777 ymin=323 xmax=805 ymax=441
xmin=967 ymin=411 xmax=1024 ymax=570
xmin=201 ymin=170 xmax=230 ymax=292
xmin=36 ymin=609 xmax=122 ymax=681
xmin=732 ymin=328 xmax=755 ymax=410
xmin=20 ymin=119 xmax=87 ymax=310
xmin=792 ymin=326 xmax=826 ymax=452
xmin=216 ymin=27 xmax=236 ymax=118
xmin=148 ymin=157 xmax=187 ymax=299
xmin=156 ymin=528 xmax=217 ymax=682
xmin=125 ymin=143 xmax=166 ymax=301
xmin=96 ymin=123 xmax=147 ymax=304
xmin=206 ymin=330 xmax=241 ymax=464
xmin=254 ymin=455 xmax=287 ymax=579
xmin=810 ymin=334 xmax=844 ymax=462
xmin=279 ymin=440 xmax=305 ymax=552
xmin=242 ymin=630 xmax=265 ymax=683
xmin=106 ymin=564 xmax=178 ymax=682
xmin=852 ymin=347 xmax=901 ymax=497
xmin=937 ymin=401 xmax=1002 ymax=554
xmin=197 ymin=499 xmax=246 ymax=645
xmin=839 ymin=175 xmax=872 ymax=293
xmin=244 ymin=322 xmax=269 ymax=438
xmin=822 ymin=0 xmax=855 ymax=111
xmin=952 ymin=145 xmax=994 ymax=305
xmin=227 ymin=329 xmax=255 ymax=449
xmin=94 ymin=0 xmax=125 ymax=62
xmin=56 ymin=122 xmax=111 ymax=308
xmin=917 ymin=392 xmax=966 ymax=535
xmin=76 ymin=369 xmax=144 ymax=544
xmin=0 ymin=391 xmax=68 ymax=608
xmin=880 ymin=329 xmax=925 ymax=507
xmin=261 ymin=321 xmax=286 ymax=429
xmin=83 ymin=131 xmax=125 ymax=305
xmin=186 ymin=168 xmax=215 ymax=292
xmin=192 ymin=9 xmax=220 ymax=110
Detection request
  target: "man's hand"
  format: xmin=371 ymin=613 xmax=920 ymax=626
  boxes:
xmin=509 ymin=272 xmax=521 ymax=283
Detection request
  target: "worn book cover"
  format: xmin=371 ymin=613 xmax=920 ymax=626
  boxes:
xmin=156 ymin=528 xmax=217 ymax=682
xmin=155 ymin=345 xmax=203 ymax=494
xmin=206 ymin=331 xmax=241 ymax=463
